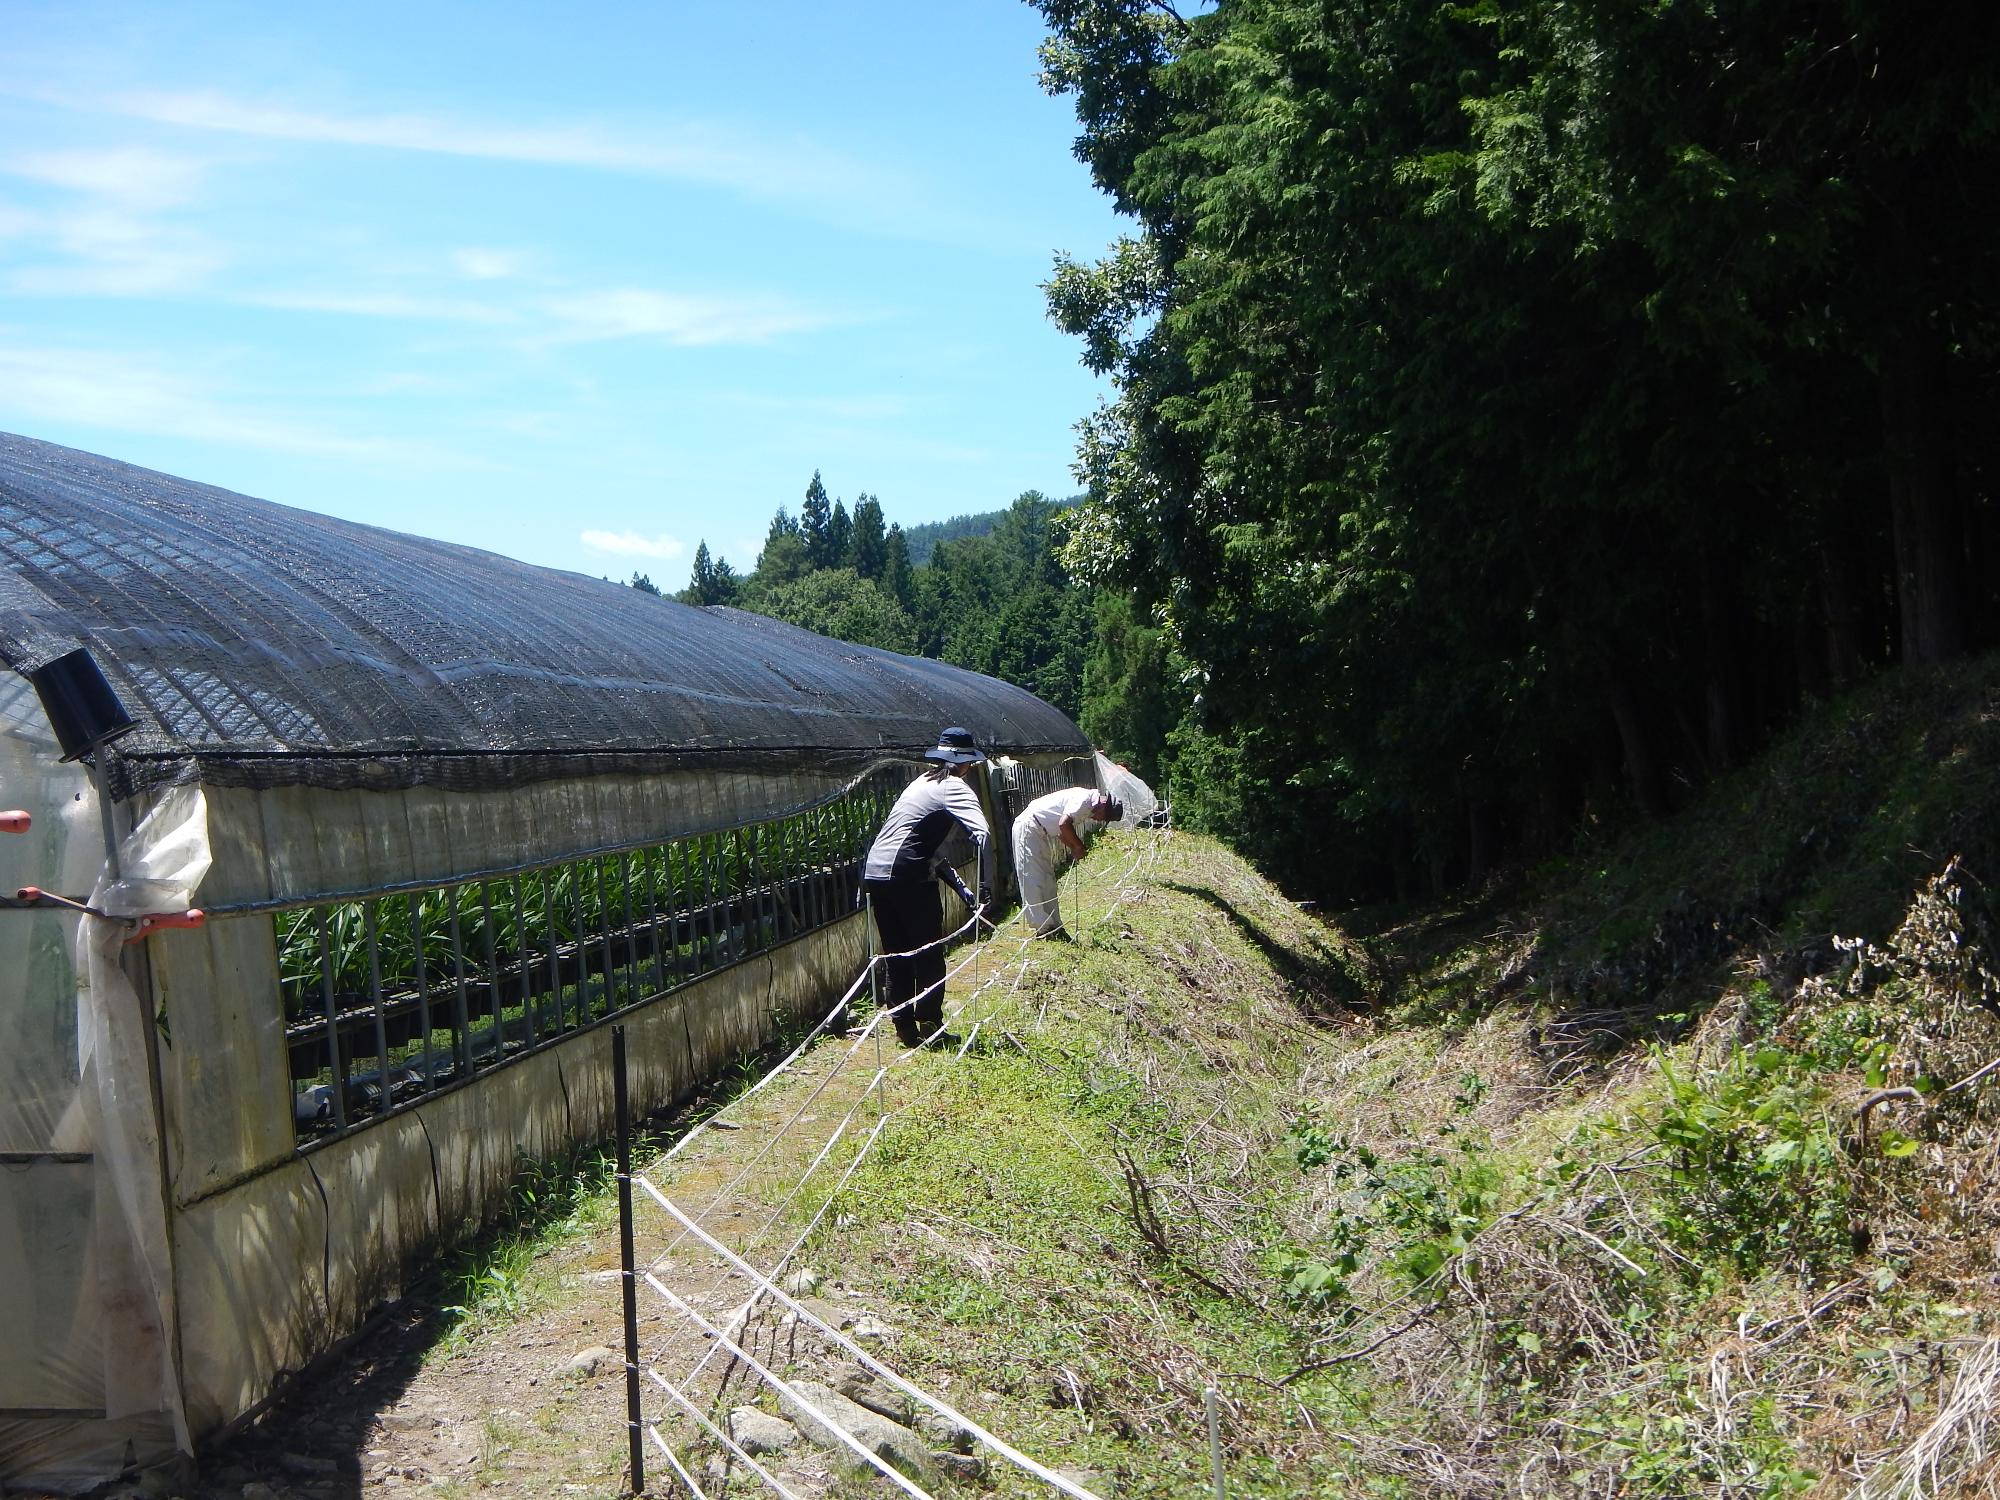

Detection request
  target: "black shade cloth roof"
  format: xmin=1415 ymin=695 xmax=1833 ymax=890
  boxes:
xmin=0 ymin=433 xmax=1088 ymax=798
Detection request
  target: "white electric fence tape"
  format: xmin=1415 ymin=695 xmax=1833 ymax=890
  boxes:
xmin=645 ymin=908 xmax=996 ymax=1273
xmin=640 ymin=1360 xmax=802 ymax=1500
xmin=642 ymin=1267 xmax=935 ymax=1500
xmin=643 ymin=1422 xmax=715 ymax=1500
xmin=638 ymin=1183 xmax=1104 ymax=1500
xmin=629 ymin=826 xmax=1168 ymax=1500
xmin=649 ymin=903 xmax=986 ymax=1176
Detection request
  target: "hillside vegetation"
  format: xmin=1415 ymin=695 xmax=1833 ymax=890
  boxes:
xmin=800 ymin=657 xmax=2000 ymax=1497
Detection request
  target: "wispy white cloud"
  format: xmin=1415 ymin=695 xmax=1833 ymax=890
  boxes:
xmin=5 ymin=206 xmax=224 ymax=295
xmin=0 ymin=105 xmax=856 ymax=339
xmin=0 ymin=145 xmax=225 ymax=295
xmin=0 ymin=339 xmax=447 ymax=465
xmin=580 ymin=529 xmax=685 ymax=560
xmin=4 ymin=145 xmax=206 ymax=210
xmin=541 ymin=288 xmax=835 ymax=347
xmin=453 ymin=247 xmax=528 ymax=281
xmin=241 ymin=289 xmax=516 ymax=323
xmin=102 ymin=88 xmax=913 ymax=215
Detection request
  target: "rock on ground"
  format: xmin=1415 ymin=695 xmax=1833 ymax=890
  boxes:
xmin=778 ymin=1266 xmax=821 ymax=1296
xmin=831 ymin=1365 xmax=914 ymax=1424
xmin=566 ymin=1345 xmax=618 ymax=1376
xmin=726 ymin=1407 xmax=801 ymax=1456
xmin=777 ymin=1381 xmax=931 ymax=1476
xmin=831 ymin=1365 xmax=975 ymax=1453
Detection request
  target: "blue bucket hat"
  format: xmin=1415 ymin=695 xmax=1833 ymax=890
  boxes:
xmin=924 ymin=726 xmax=985 ymax=765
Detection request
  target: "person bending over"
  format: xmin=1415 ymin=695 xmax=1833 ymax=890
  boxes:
xmin=861 ymin=727 xmax=993 ymax=1046
xmin=1012 ymin=787 xmax=1122 ymax=940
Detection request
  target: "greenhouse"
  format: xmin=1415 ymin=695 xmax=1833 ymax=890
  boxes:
xmin=0 ymin=431 xmax=1096 ymax=1489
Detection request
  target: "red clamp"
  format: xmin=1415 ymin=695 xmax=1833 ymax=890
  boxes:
xmin=14 ymin=886 xmax=205 ymax=942
xmin=126 ymin=910 xmax=206 ymax=942
xmin=1 ymin=811 xmax=29 ymax=834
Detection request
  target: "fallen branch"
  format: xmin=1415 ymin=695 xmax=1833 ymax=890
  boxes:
xmin=1114 ymin=1147 xmax=1240 ymax=1304
xmin=1743 ymin=1278 xmax=1866 ymax=1351
xmin=1531 ymin=1214 xmax=1649 ymax=1280
xmin=1857 ymin=1087 xmax=1923 ymax=1145
xmin=1279 ymin=1303 xmax=1442 ymax=1385
xmin=1944 ymin=1051 xmax=2000 ymax=1097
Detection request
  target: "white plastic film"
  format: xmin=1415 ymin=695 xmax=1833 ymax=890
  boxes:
xmin=0 ymin=688 xmax=187 ymax=1487
xmin=94 ymin=783 xmax=212 ymax=918
xmin=1094 ymin=751 xmax=1159 ymax=827
xmin=80 ymin=784 xmax=209 ymax=1444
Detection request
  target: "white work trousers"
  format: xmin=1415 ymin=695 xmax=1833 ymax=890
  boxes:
xmin=1012 ymin=822 xmax=1064 ymax=935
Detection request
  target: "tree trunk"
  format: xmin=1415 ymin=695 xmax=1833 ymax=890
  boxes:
xmin=1815 ymin=541 xmax=1859 ymax=689
xmin=1697 ymin=577 xmax=1732 ymax=772
xmin=1879 ymin=306 xmax=1967 ymax=665
xmin=1607 ymin=677 xmax=1662 ymax=816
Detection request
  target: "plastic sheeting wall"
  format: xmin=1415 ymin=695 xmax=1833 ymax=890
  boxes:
xmin=195 ymin=763 xmax=885 ymax=915
xmin=0 ymin=680 xmax=182 ymax=1487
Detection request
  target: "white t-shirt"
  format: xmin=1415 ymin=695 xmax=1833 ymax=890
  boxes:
xmin=1018 ymin=785 xmax=1101 ymax=841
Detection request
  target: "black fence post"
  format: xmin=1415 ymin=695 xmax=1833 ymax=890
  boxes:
xmin=614 ymin=1024 xmax=646 ymax=1494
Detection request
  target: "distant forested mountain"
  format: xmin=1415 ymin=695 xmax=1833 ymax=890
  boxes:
xmin=903 ymin=497 xmax=1080 ymax=567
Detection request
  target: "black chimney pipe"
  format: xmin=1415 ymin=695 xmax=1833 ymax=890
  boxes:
xmin=28 ymin=647 xmax=138 ymax=763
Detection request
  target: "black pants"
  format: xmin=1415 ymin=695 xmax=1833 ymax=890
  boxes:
xmin=865 ymin=878 xmax=945 ymax=1043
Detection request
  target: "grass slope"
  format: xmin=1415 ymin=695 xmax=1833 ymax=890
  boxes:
xmin=797 ymin=657 xmax=2000 ymax=1498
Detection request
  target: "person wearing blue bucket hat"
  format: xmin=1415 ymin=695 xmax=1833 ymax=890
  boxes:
xmin=862 ymin=727 xmax=992 ymax=1046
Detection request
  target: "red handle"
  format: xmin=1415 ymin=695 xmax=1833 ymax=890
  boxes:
xmin=127 ymin=909 xmax=206 ymax=942
xmin=14 ymin=887 xmax=96 ymax=914
xmin=15 ymin=888 xmax=204 ymax=936
xmin=1 ymin=811 xmax=29 ymax=834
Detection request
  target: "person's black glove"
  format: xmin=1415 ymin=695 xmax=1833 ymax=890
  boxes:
xmin=977 ymin=883 xmax=993 ymax=912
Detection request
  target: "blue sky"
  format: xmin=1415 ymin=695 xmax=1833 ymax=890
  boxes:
xmin=0 ymin=1 xmax=1122 ymax=583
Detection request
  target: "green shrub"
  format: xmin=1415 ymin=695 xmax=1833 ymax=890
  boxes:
xmin=1650 ymin=1047 xmax=1850 ymax=1278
